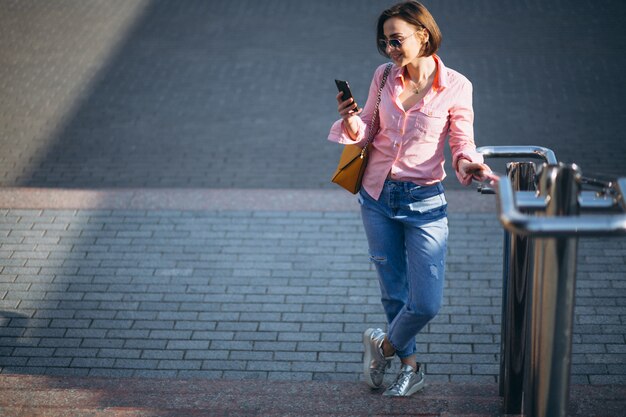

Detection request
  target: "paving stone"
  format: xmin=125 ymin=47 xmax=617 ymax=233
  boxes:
xmin=70 ymin=358 xmax=115 ymax=368
xmin=0 ymin=0 xmax=625 ymax=389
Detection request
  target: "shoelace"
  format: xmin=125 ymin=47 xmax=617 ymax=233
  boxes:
xmin=388 ymin=372 xmax=406 ymax=391
xmin=388 ymin=369 xmax=414 ymax=392
xmin=373 ymin=358 xmax=391 ymax=372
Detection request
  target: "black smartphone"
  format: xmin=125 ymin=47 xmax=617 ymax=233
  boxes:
xmin=335 ymin=79 xmax=359 ymax=111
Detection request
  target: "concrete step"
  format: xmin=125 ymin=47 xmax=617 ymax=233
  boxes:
xmin=1 ymin=375 xmax=624 ymax=416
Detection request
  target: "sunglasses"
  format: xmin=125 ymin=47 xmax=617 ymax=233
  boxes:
xmin=378 ymin=29 xmax=421 ymax=50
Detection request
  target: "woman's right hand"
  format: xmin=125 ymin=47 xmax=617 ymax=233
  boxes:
xmin=336 ymin=92 xmax=360 ymax=119
xmin=336 ymin=92 xmax=361 ymax=139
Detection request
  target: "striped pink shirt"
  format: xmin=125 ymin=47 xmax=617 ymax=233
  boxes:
xmin=328 ymin=55 xmax=484 ymax=200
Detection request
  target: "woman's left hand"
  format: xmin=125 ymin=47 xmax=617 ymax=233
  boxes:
xmin=458 ymin=159 xmax=493 ymax=182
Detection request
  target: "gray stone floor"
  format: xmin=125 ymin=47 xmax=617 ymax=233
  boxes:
xmin=1 ymin=207 xmax=624 ymax=384
xmin=0 ymin=0 xmax=625 ymax=390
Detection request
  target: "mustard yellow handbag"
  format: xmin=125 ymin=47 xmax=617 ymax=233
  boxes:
xmin=331 ymin=63 xmax=392 ymax=194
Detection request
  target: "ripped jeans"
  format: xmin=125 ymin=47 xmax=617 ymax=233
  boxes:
xmin=359 ymin=180 xmax=448 ymax=359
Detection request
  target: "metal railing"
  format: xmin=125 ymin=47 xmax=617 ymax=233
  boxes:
xmin=476 ymin=146 xmax=626 ymax=417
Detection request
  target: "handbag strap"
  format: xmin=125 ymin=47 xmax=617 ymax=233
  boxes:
xmin=362 ymin=63 xmax=393 ymax=149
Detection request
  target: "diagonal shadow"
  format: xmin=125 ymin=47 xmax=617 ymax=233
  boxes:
xmin=9 ymin=0 xmax=385 ymax=190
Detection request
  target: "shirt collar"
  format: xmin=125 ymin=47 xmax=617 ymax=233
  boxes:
xmin=394 ymin=54 xmax=448 ymax=91
xmin=433 ymin=54 xmax=448 ymax=91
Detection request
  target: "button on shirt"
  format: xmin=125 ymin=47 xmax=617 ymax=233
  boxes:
xmin=328 ymin=55 xmax=484 ymax=200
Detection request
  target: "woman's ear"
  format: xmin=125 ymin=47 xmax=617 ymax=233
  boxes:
xmin=417 ymin=29 xmax=429 ymax=55
xmin=418 ymin=28 xmax=429 ymax=44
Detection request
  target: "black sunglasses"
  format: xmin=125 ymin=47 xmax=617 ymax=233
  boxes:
xmin=378 ymin=29 xmax=421 ymax=50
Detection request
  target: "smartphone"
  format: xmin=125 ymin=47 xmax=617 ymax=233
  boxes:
xmin=335 ymin=79 xmax=359 ymax=111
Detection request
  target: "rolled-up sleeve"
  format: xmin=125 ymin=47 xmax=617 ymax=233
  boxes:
xmin=448 ymin=79 xmax=484 ymax=185
xmin=328 ymin=118 xmax=367 ymax=145
xmin=327 ymin=64 xmax=387 ymax=146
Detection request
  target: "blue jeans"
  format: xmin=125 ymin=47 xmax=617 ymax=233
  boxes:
xmin=358 ymin=180 xmax=448 ymax=358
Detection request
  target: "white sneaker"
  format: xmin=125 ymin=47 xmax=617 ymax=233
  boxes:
xmin=363 ymin=328 xmax=394 ymax=389
xmin=383 ymin=363 xmax=425 ymax=397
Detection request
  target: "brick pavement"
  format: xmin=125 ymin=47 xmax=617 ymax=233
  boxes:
xmin=0 ymin=0 xmax=625 ymax=414
xmin=0 ymin=197 xmax=624 ymax=385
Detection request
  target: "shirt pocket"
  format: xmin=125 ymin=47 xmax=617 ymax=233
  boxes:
xmin=414 ymin=108 xmax=449 ymax=138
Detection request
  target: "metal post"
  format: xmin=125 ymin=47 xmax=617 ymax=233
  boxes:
xmin=499 ymin=162 xmax=536 ymax=414
xmin=477 ymin=146 xmax=626 ymax=417
xmin=524 ymin=164 xmax=580 ymax=417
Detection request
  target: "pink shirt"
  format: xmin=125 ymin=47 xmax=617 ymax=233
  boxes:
xmin=328 ymin=55 xmax=484 ymax=200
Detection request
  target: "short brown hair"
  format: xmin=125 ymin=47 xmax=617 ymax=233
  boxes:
xmin=376 ymin=1 xmax=442 ymax=58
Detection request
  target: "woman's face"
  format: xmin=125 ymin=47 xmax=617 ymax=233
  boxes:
xmin=382 ymin=17 xmax=426 ymax=66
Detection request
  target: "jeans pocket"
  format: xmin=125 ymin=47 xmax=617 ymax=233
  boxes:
xmin=407 ymin=194 xmax=447 ymax=213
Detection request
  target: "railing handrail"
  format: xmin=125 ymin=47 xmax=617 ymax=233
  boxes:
xmin=477 ymin=145 xmax=558 ymax=164
xmin=477 ymin=146 xmax=626 ymax=237
xmin=477 ymin=145 xmax=626 ymax=417
xmin=493 ymin=174 xmax=626 ymax=237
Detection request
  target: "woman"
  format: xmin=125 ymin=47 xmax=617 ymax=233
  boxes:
xmin=328 ymin=1 xmax=491 ymax=397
